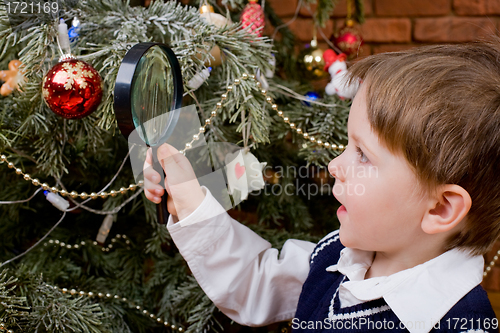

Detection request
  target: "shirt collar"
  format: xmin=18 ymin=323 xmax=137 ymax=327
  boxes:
xmin=326 ymin=247 xmax=484 ymax=333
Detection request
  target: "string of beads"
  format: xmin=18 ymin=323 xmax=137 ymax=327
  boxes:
xmin=0 ymin=153 xmax=143 ymax=200
xmin=483 ymin=248 xmax=500 ymax=278
xmin=51 ymin=284 xmax=185 ymax=332
xmin=0 ymin=73 xmax=345 ymax=200
xmin=43 ymin=234 xmax=131 ymax=252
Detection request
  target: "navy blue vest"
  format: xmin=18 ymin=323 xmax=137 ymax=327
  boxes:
xmin=293 ymin=231 xmax=498 ymax=332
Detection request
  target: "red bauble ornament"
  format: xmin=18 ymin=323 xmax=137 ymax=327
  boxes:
xmin=331 ymin=20 xmax=363 ymax=57
xmin=42 ymin=58 xmax=103 ymax=119
xmin=241 ymin=0 xmax=265 ymax=37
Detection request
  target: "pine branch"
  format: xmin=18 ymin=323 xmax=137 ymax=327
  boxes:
xmin=0 ymin=270 xmax=29 ymax=330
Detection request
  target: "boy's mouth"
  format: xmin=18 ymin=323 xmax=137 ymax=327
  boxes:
xmin=337 ymin=205 xmax=347 ymax=215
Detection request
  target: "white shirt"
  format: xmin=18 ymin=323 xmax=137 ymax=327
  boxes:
xmin=167 ymin=187 xmax=485 ymax=332
xmin=330 ymin=247 xmax=484 ymax=333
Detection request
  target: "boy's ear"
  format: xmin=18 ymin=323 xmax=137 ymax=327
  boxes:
xmin=421 ymin=184 xmax=472 ymax=235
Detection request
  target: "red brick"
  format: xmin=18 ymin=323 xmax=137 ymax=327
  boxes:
xmin=350 ymin=43 xmax=372 ymax=59
xmin=267 ymin=0 xmax=299 ymax=17
xmin=372 ymin=44 xmax=417 ymax=54
xmin=360 ymin=18 xmax=411 ymax=43
xmin=414 ymin=17 xmax=496 ymax=42
xmin=299 ymin=2 xmax=316 ymax=17
xmin=454 ymin=0 xmax=500 ymax=15
xmin=317 ymin=42 xmax=330 ymax=51
xmin=289 ymin=18 xmax=334 ymax=42
xmin=300 ymin=0 xmax=373 ymax=18
xmin=375 ymin=0 xmax=451 ymax=16
xmin=351 ymin=44 xmax=373 ymax=61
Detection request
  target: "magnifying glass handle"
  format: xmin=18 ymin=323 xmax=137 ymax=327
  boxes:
xmin=152 ymin=146 xmax=169 ymax=225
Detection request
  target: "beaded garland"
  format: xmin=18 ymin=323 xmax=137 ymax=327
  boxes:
xmin=0 ymin=234 xmax=184 ymax=333
xmin=0 ymin=74 xmax=347 ymax=332
xmin=483 ymin=248 xmax=500 ymax=278
xmin=0 ymin=73 xmax=345 ymax=200
xmin=43 ymin=234 xmax=131 ymax=252
xmin=52 ymin=283 xmax=185 ymax=332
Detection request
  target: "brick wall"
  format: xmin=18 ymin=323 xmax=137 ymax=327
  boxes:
xmin=266 ymin=0 xmax=499 ymax=57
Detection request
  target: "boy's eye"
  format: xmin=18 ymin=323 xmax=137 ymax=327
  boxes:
xmin=356 ymin=146 xmax=369 ymax=163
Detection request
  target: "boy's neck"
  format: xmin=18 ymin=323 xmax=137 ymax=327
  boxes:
xmin=364 ymin=247 xmax=446 ymax=279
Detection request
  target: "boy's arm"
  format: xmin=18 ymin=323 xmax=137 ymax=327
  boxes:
xmin=167 ymin=186 xmax=316 ymax=327
xmin=144 ymin=143 xmax=315 ymax=325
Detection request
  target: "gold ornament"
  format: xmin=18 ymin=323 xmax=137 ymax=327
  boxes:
xmin=298 ymin=37 xmax=327 ymax=80
xmin=200 ymin=3 xmax=214 ymax=14
xmin=196 ymin=2 xmax=231 ymax=67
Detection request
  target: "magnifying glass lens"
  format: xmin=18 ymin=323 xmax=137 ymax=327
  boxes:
xmin=131 ymin=45 xmax=175 ymax=146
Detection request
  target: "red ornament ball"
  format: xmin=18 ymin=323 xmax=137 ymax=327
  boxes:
xmin=42 ymin=58 xmax=103 ymax=119
xmin=332 ymin=20 xmax=363 ymax=57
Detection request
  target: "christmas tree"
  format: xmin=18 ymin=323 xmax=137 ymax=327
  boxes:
xmin=0 ymin=0 xmax=363 ymax=331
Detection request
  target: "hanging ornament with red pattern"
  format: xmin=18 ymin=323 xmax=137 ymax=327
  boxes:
xmin=42 ymin=19 xmax=103 ymax=119
xmin=42 ymin=57 xmax=103 ymax=119
xmin=330 ymin=0 xmax=363 ymax=58
xmin=241 ymin=0 xmax=265 ymax=37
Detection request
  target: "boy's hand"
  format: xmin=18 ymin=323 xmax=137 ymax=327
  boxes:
xmin=143 ymin=143 xmax=205 ymax=222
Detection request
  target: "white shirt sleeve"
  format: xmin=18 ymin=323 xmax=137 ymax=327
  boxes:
xmin=166 ymin=187 xmax=316 ymax=327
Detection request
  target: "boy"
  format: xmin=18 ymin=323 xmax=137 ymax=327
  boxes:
xmin=144 ymin=39 xmax=500 ymax=332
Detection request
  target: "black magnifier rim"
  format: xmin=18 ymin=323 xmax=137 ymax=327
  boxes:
xmin=114 ymin=42 xmax=183 ymax=139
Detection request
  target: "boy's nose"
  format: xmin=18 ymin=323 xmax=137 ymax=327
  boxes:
xmin=328 ymin=155 xmax=346 ymax=182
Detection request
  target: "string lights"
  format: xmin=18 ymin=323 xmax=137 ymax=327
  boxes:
xmin=0 ymin=74 xmax=345 ymax=201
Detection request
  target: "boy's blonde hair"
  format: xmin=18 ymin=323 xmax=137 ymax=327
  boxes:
xmin=347 ymin=38 xmax=500 ymax=255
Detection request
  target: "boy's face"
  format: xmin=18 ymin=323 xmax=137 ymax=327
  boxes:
xmin=328 ymin=84 xmax=430 ymax=253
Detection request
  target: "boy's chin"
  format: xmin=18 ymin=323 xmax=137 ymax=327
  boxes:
xmin=338 ymin=228 xmax=355 ymax=248
xmin=338 ymin=228 xmax=371 ymax=251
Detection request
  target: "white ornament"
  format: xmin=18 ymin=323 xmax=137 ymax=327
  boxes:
xmin=199 ymin=12 xmax=231 ymax=67
xmin=187 ymin=68 xmax=211 ymax=90
xmin=225 ymin=149 xmax=267 ymax=201
xmin=265 ymin=54 xmax=276 ymax=78
xmin=200 ymin=12 xmax=231 ymax=28
xmin=255 ymin=69 xmax=269 ymax=90
xmin=323 ymin=51 xmax=359 ymax=99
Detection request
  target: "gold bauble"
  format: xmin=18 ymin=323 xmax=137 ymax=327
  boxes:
xmin=298 ymin=46 xmax=327 ymax=80
xmin=200 ymin=4 xmax=214 ymax=14
xmin=196 ymin=8 xmax=231 ymax=67
xmin=207 ymin=45 xmax=224 ymax=67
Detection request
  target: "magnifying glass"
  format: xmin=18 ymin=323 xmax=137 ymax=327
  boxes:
xmin=114 ymin=42 xmax=183 ymax=224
